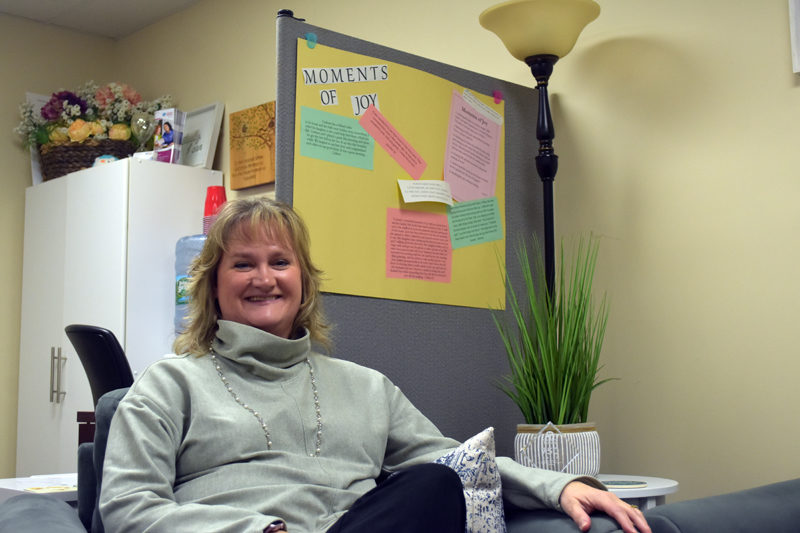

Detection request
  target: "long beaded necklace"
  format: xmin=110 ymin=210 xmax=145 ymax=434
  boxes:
xmin=210 ymin=352 xmax=323 ymax=457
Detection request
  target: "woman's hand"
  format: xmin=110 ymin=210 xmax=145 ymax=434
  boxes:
xmin=559 ymin=481 xmax=651 ymax=533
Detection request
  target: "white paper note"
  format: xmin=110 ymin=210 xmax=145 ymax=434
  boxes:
xmin=397 ymin=179 xmax=453 ymax=206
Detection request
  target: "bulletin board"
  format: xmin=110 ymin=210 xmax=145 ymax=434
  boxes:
xmin=292 ymin=40 xmax=506 ymax=309
xmin=275 ymin=13 xmax=545 ymax=455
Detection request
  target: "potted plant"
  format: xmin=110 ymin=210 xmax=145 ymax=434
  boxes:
xmin=493 ymin=233 xmax=612 ymax=475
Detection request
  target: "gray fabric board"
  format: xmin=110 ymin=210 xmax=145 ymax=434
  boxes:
xmin=275 ymin=12 xmax=543 ymax=457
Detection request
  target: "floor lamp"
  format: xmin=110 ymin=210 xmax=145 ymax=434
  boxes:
xmin=479 ymin=0 xmax=600 ymax=294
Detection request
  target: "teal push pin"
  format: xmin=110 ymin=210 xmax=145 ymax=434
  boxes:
xmin=306 ymin=32 xmax=318 ymax=48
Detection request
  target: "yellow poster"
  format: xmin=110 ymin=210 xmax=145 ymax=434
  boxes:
xmin=293 ymin=39 xmax=506 ymax=309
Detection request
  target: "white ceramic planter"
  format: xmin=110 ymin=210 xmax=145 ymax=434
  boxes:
xmin=514 ymin=422 xmax=600 ymax=476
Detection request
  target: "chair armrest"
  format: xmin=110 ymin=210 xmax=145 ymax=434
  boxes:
xmin=89 ymin=387 xmax=129 ymax=533
xmin=506 ymin=506 xmax=624 ymax=532
xmin=0 ymin=493 xmax=86 ymax=533
xmin=643 ymin=477 xmax=800 ymax=533
xmin=77 ymin=442 xmax=96 ymax=530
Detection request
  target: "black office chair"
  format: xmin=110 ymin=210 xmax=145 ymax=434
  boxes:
xmin=65 ymin=325 xmax=134 ymax=407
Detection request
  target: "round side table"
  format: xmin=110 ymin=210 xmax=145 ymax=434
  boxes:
xmin=596 ymin=474 xmax=679 ymax=510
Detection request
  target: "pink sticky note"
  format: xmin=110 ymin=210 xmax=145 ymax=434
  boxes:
xmin=386 ymin=208 xmax=452 ymax=283
xmin=359 ymin=106 xmax=427 ymax=180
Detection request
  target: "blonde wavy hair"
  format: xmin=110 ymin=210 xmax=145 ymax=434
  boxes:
xmin=173 ymin=196 xmax=331 ymax=355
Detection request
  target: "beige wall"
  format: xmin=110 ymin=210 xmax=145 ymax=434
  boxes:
xmin=0 ymin=15 xmax=117 ymax=477
xmin=1 ymin=0 xmax=798 ymax=503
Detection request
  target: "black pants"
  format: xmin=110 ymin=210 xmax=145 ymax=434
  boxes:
xmin=327 ymin=463 xmax=466 ymax=533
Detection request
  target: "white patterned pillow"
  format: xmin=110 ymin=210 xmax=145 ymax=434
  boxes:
xmin=434 ymin=427 xmax=506 ymax=533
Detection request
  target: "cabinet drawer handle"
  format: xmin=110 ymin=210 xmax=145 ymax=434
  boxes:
xmin=49 ymin=347 xmax=55 ymax=403
xmin=50 ymin=347 xmax=67 ymax=404
xmin=55 ymin=347 xmax=66 ymax=403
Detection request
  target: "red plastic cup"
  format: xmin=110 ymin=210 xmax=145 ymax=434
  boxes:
xmin=203 ymin=186 xmax=227 ymax=234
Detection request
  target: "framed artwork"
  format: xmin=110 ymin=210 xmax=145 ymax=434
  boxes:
xmin=26 ymin=92 xmax=49 ymax=185
xmin=790 ymin=0 xmax=800 ymax=73
xmin=229 ymin=101 xmax=276 ymax=190
xmin=182 ymin=102 xmax=224 ymax=168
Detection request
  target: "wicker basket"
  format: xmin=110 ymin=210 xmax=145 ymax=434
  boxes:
xmin=39 ymin=139 xmax=137 ymax=181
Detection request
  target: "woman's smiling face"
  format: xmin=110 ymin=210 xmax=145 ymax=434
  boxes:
xmin=215 ymin=224 xmax=302 ymax=338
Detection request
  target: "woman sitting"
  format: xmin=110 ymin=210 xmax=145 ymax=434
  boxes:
xmin=99 ymin=196 xmax=649 ymax=533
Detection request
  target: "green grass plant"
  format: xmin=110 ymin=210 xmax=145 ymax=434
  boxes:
xmin=494 ymin=234 xmax=613 ymax=425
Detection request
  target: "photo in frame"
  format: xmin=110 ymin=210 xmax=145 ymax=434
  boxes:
xmin=26 ymin=92 xmax=49 ymax=185
xmin=791 ymin=0 xmax=800 ymax=73
xmin=182 ymin=102 xmax=224 ymax=168
xmin=229 ymin=101 xmax=276 ymax=190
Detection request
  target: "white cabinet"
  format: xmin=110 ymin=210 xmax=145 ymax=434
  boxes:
xmin=16 ymin=158 xmax=222 ymax=475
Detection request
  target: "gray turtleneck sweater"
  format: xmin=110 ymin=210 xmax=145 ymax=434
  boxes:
xmin=99 ymin=320 xmax=599 ymax=533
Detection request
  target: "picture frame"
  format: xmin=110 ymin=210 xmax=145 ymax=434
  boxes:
xmin=27 ymin=92 xmax=49 ymax=185
xmin=790 ymin=0 xmax=800 ymax=73
xmin=182 ymin=102 xmax=224 ymax=168
xmin=229 ymin=101 xmax=276 ymax=190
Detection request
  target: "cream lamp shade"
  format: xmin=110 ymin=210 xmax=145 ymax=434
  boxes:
xmin=479 ymin=0 xmax=600 ymax=60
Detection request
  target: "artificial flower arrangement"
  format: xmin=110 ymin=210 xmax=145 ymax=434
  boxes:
xmin=16 ymin=81 xmax=173 ymax=147
xmin=15 ymin=82 xmax=174 ymax=180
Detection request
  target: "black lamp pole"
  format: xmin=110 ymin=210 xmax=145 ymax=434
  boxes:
xmin=525 ymin=54 xmax=559 ymax=296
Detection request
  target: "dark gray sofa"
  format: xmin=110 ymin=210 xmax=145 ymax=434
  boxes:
xmin=2 ymin=387 xmax=800 ymax=533
xmin=639 ymin=477 xmax=800 ymax=533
